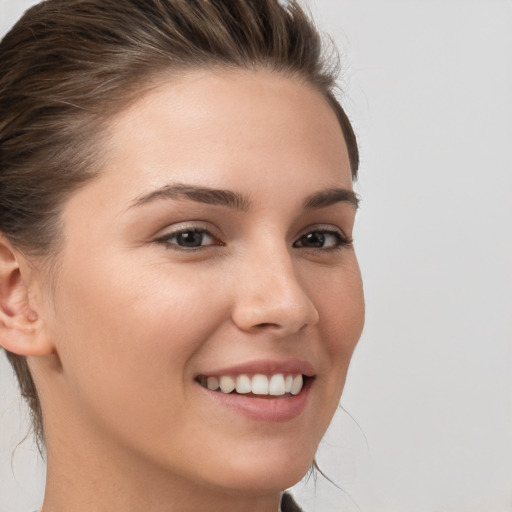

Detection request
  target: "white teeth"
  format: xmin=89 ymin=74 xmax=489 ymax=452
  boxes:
xmin=235 ymin=375 xmax=252 ymax=394
xmin=284 ymin=375 xmax=293 ymax=393
xmin=290 ymin=375 xmax=303 ymax=395
xmin=252 ymin=374 xmax=269 ymax=395
xmin=219 ymin=375 xmax=236 ymax=394
xmin=200 ymin=373 xmax=305 ymax=396
xmin=269 ymin=374 xmax=286 ymax=396
xmin=206 ymin=376 xmax=219 ymax=391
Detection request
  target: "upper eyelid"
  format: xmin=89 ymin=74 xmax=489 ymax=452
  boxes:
xmin=157 ymin=227 xmax=217 ymax=239
xmin=155 ymin=222 xmax=218 ymax=238
xmin=294 ymin=231 xmax=350 ymax=245
xmin=295 ymin=223 xmax=349 ymax=239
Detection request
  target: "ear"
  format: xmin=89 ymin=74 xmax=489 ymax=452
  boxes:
xmin=0 ymin=235 xmax=54 ymax=356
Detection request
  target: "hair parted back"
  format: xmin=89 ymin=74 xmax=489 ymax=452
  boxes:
xmin=0 ymin=0 xmax=359 ymax=449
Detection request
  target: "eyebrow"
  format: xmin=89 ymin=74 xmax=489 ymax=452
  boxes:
xmin=130 ymin=183 xmax=359 ymax=211
xmin=130 ymin=183 xmax=251 ymax=211
xmin=302 ymin=187 xmax=359 ymax=210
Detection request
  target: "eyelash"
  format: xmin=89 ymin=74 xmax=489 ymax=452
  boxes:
xmin=155 ymin=227 xmax=221 ymax=251
xmin=156 ymin=225 xmax=352 ymax=252
xmin=292 ymin=229 xmax=353 ymax=251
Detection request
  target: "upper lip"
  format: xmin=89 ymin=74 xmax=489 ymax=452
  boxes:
xmin=197 ymin=358 xmax=316 ymax=377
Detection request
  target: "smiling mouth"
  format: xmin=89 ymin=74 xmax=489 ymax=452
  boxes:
xmin=196 ymin=373 xmax=311 ymax=397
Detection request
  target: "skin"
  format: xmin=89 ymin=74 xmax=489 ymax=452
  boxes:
xmin=2 ymin=70 xmax=364 ymax=512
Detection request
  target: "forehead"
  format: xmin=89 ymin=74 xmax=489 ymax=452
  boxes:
xmin=101 ymin=69 xmax=351 ymax=191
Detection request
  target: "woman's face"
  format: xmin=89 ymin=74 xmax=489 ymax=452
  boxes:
xmin=37 ymin=70 xmax=364 ymax=494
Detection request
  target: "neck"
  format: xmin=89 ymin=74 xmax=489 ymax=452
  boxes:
xmin=40 ymin=428 xmax=281 ymax=512
xmin=42 ymin=462 xmax=282 ymax=512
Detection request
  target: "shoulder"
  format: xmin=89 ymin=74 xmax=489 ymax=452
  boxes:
xmin=281 ymin=492 xmax=303 ymax=512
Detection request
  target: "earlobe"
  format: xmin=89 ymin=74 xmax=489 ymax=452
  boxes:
xmin=0 ymin=236 xmax=54 ymax=356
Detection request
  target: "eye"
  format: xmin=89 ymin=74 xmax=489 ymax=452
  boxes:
xmin=156 ymin=227 xmax=220 ymax=250
xmin=293 ymin=229 xmax=352 ymax=250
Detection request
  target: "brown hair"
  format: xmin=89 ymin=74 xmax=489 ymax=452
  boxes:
xmin=0 ymin=0 xmax=359 ymax=448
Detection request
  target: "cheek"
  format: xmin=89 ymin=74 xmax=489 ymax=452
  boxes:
xmin=310 ymin=259 xmax=364 ymax=392
xmin=325 ymin=283 xmax=364 ymax=358
xmin=50 ymin=253 xmax=230 ymax=427
xmin=56 ymin=251 xmax=225 ymax=349
xmin=312 ymin=258 xmax=364 ymax=349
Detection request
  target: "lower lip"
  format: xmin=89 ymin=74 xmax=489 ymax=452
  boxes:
xmin=198 ymin=379 xmax=313 ymax=423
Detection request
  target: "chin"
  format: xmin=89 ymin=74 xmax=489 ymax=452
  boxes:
xmin=217 ymin=465 xmax=311 ymax=496
xmin=204 ymin=439 xmax=317 ymax=494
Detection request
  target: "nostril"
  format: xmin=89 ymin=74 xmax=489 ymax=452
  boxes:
xmin=255 ymin=322 xmax=278 ymax=329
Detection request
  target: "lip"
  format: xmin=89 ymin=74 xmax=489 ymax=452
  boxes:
xmin=196 ymin=358 xmax=315 ymax=422
xmin=197 ymin=358 xmax=316 ymax=378
xmin=198 ymin=377 xmax=313 ymax=422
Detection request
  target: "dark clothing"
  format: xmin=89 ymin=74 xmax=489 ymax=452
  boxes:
xmin=282 ymin=492 xmax=303 ymax=512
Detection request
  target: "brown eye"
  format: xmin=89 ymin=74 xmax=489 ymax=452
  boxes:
xmin=158 ymin=228 xmax=218 ymax=249
xmin=175 ymin=230 xmax=206 ymax=247
xmin=298 ymin=232 xmax=325 ymax=248
xmin=293 ymin=230 xmax=350 ymax=249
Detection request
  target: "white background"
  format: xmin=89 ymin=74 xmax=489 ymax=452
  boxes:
xmin=1 ymin=1 xmax=511 ymax=511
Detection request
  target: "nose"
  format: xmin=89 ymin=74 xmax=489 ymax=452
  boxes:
xmin=231 ymin=247 xmax=319 ymax=337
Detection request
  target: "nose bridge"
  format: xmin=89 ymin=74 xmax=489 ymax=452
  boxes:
xmin=232 ymin=239 xmax=319 ymax=335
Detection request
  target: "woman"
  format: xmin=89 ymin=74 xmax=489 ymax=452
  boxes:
xmin=0 ymin=1 xmax=364 ymax=511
